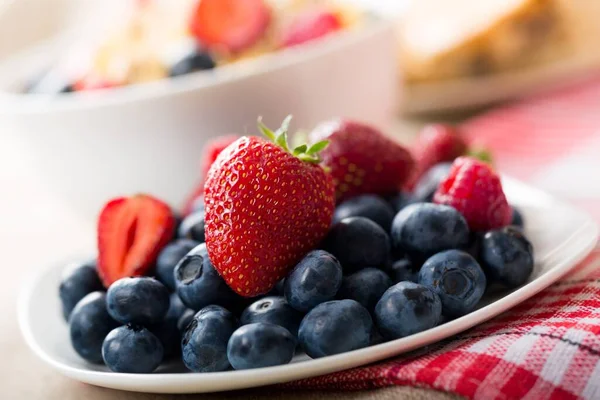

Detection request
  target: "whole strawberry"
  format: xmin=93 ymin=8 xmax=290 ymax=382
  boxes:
xmin=433 ymin=157 xmax=511 ymax=231
xmin=309 ymin=120 xmax=414 ymax=202
xmin=406 ymin=123 xmax=467 ymax=190
xmin=204 ymin=116 xmax=335 ymax=297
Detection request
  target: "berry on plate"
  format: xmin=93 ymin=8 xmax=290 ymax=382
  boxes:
xmin=284 ymin=250 xmax=343 ymax=313
xmin=419 ymin=250 xmax=486 ymax=318
xmin=333 ymin=194 xmax=395 ymax=231
xmin=97 ymin=194 xmax=175 ymax=287
xmin=102 ymin=325 xmax=164 ymax=373
xmin=280 ymin=9 xmax=342 ymax=48
xmin=511 ymin=206 xmax=525 ymax=228
xmin=169 ymin=47 xmax=215 ymax=77
xmin=309 ymin=119 xmax=414 ymax=201
xmin=155 ymin=239 xmax=199 ymax=291
xmin=480 ymin=226 xmax=534 ymax=288
xmin=412 ymin=162 xmax=452 ymax=203
xmin=434 ymin=157 xmax=512 ymax=231
xmin=182 ymin=305 xmax=238 ymax=372
xmin=189 ymin=0 xmax=271 ymax=53
xmin=337 ymin=268 xmax=392 ymax=313
xmin=204 ymin=116 xmax=335 ymax=297
xmin=178 ymin=211 xmax=206 ymax=243
xmin=375 ymin=281 xmax=442 ymax=339
xmin=298 ymin=299 xmax=372 ymax=358
xmin=227 ymin=323 xmax=296 ymax=370
xmin=59 ymin=259 xmax=103 ymax=321
xmin=240 ymin=296 xmax=304 ymax=337
xmin=148 ymin=293 xmax=187 ymax=359
xmin=106 ymin=277 xmax=170 ymax=325
xmin=69 ymin=292 xmax=119 ymax=363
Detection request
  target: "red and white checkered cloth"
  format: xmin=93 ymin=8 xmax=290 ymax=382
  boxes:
xmin=287 ymin=76 xmax=600 ymax=399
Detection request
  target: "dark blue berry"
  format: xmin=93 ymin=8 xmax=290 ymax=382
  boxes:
xmin=178 ymin=211 xmax=206 ymax=242
xmin=413 ymin=162 xmax=452 ymax=202
xmin=227 ymin=323 xmax=296 ymax=370
xmin=419 ymin=250 xmax=486 ymax=317
xmin=240 ymin=296 xmax=303 ymax=336
xmin=463 ymin=232 xmax=482 ymax=260
xmin=59 ymin=260 xmax=103 ymax=321
xmin=337 ymin=268 xmax=392 ymax=313
xmin=325 ymin=217 xmax=391 ymax=272
xmin=375 ymin=282 xmax=442 ymax=339
xmin=102 ymin=325 xmax=163 ymax=373
xmin=182 ymin=305 xmax=237 ymax=372
xmin=284 ymin=250 xmax=343 ymax=313
xmin=174 ymin=243 xmax=239 ymax=311
xmin=391 ymin=203 xmax=469 ymax=258
xmin=274 ymin=278 xmax=286 ymax=295
xmin=106 ymin=277 xmax=170 ymax=325
xmin=333 ymin=195 xmax=395 ymax=231
xmin=148 ymin=293 xmax=187 ymax=358
xmin=189 ymin=196 xmax=205 ymax=214
xmin=69 ymin=292 xmax=119 ymax=363
xmin=480 ymin=227 xmax=534 ymax=288
xmin=511 ymin=207 xmax=524 ymax=228
xmin=387 ymin=258 xmax=419 ymax=284
xmin=298 ymin=299 xmax=372 ymax=358
xmin=169 ymin=48 xmax=215 ymax=77
xmin=156 ymin=239 xmax=199 ymax=291
xmin=386 ymin=191 xmax=416 ymax=213
xmin=177 ymin=309 xmax=196 ymax=332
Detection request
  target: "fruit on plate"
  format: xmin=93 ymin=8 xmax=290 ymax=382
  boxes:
xmin=337 ymin=268 xmax=393 ymax=313
xmin=97 ymin=194 xmax=176 ymax=287
xmin=240 ymin=296 xmax=304 ymax=337
xmin=280 ymin=9 xmax=343 ymax=48
xmin=149 ymin=293 xmax=187 ymax=359
xmin=59 ymin=259 xmax=103 ymax=321
xmin=204 ymin=116 xmax=335 ymax=297
xmin=189 ymin=0 xmax=271 ymax=53
xmin=155 ymin=239 xmax=199 ymax=291
xmin=227 ymin=323 xmax=296 ymax=370
xmin=434 ymin=157 xmax=512 ymax=231
xmin=177 ymin=211 xmax=206 ymax=242
xmin=102 ymin=325 xmax=164 ymax=373
xmin=106 ymin=277 xmax=170 ymax=325
xmin=333 ymin=194 xmax=396 ymax=232
xmin=412 ymin=162 xmax=452 ymax=202
xmin=309 ymin=120 xmax=414 ymax=201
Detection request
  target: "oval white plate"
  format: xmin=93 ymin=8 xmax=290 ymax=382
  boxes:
xmin=18 ymin=177 xmax=598 ymax=394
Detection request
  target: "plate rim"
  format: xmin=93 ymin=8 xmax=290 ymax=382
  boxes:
xmin=17 ymin=177 xmax=600 ymax=394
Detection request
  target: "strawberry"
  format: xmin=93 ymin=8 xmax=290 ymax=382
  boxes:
xmin=189 ymin=0 xmax=271 ymax=53
xmin=204 ymin=116 xmax=335 ymax=297
xmin=280 ymin=9 xmax=343 ymax=48
xmin=182 ymin=135 xmax=239 ymax=215
xmin=73 ymin=75 xmax=119 ymax=92
xmin=309 ymin=119 xmax=414 ymax=202
xmin=406 ymin=124 xmax=468 ymax=190
xmin=97 ymin=194 xmax=175 ymax=287
xmin=433 ymin=157 xmax=511 ymax=231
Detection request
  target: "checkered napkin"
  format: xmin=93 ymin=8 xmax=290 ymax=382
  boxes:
xmin=286 ymin=77 xmax=600 ymax=399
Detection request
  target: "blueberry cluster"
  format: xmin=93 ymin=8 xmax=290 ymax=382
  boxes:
xmin=60 ymin=163 xmax=533 ymax=373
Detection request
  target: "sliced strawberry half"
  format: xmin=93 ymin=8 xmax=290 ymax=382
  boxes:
xmin=97 ymin=194 xmax=175 ymax=287
xmin=189 ymin=0 xmax=271 ymax=53
xmin=280 ymin=9 xmax=343 ymax=48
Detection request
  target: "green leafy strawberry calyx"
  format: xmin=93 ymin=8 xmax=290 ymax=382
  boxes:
xmin=258 ymin=115 xmax=329 ymax=164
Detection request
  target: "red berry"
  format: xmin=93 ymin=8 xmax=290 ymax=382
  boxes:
xmin=190 ymin=0 xmax=271 ymax=53
xmin=309 ymin=120 xmax=414 ymax=202
xmin=182 ymin=135 xmax=239 ymax=215
xmin=433 ymin=157 xmax=511 ymax=232
xmin=97 ymin=195 xmax=175 ymax=287
xmin=406 ymin=124 xmax=467 ymax=190
xmin=204 ymin=117 xmax=335 ymax=297
xmin=73 ymin=75 xmax=118 ymax=92
xmin=280 ymin=9 xmax=342 ymax=48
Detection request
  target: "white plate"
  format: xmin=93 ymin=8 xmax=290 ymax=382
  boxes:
xmin=18 ymin=177 xmax=598 ymax=394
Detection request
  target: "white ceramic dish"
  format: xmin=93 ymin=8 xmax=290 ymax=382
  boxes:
xmin=0 ymin=16 xmax=397 ymax=218
xmin=18 ymin=176 xmax=598 ymax=394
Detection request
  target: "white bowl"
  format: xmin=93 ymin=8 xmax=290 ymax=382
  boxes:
xmin=0 ymin=18 xmax=397 ymax=218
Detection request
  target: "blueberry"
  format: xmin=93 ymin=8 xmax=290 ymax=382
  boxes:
xmin=69 ymin=292 xmax=119 ymax=363
xmin=375 ymin=282 xmax=442 ymax=339
xmin=174 ymin=243 xmax=239 ymax=311
xmin=189 ymin=196 xmax=205 ymax=214
xmin=333 ymin=195 xmax=395 ymax=231
xmin=177 ymin=309 xmax=196 ymax=332
xmin=511 ymin=207 xmax=524 ymax=228
xmin=413 ymin=163 xmax=452 ymax=202
xmin=274 ymin=278 xmax=286 ymax=295
xmin=59 ymin=259 xmax=103 ymax=321
xmin=284 ymin=250 xmax=343 ymax=313
xmin=337 ymin=268 xmax=392 ymax=313
xmin=240 ymin=296 xmax=303 ymax=336
xmin=419 ymin=250 xmax=486 ymax=317
xmin=106 ymin=277 xmax=170 ymax=325
xmin=463 ymin=232 xmax=482 ymax=260
xmin=480 ymin=227 xmax=534 ymax=288
xmin=148 ymin=293 xmax=187 ymax=358
xmin=298 ymin=299 xmax=372 ymax=358
xmin=169 ymin=48 xmax=215 ymax=77
xmin=178 ymin=211 xmax=206 ymax=242
xmin=391 ymin=203 xmax=469 ymax=258
xmin=388 ymin=258 xmax=418 ymax=284
xmin=156 ymin=239 xmax=199 ymax=291
xmin=325 ymin=217 xmax=391 ymax=272
xmin=227 ymin=323 xmax=296 ymax=370
xmin=181 ymin=305 xmax=238 ymax=372
xmin=386 ymin=192 xmax=416 ymax=213
xmin=102 ymin=325 xmax=163 ymax=373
